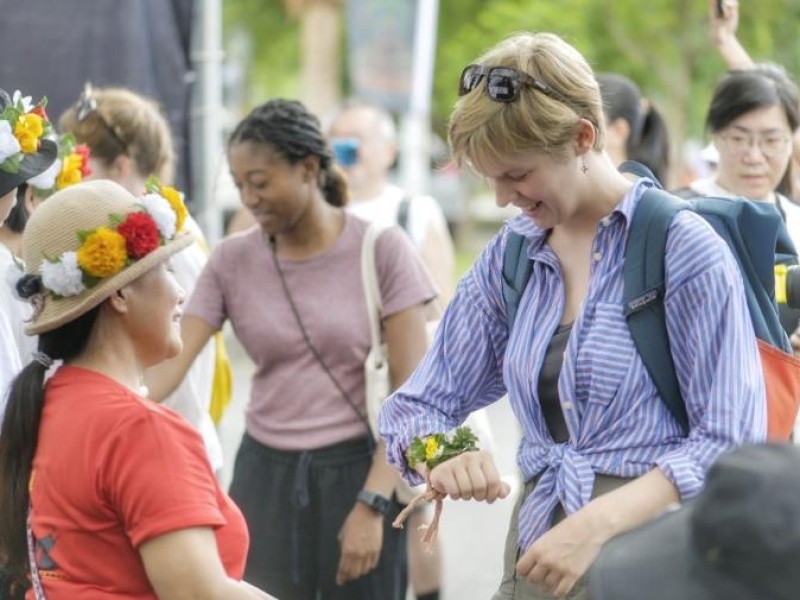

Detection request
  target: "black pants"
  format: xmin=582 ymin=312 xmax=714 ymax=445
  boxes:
xmin=229 ymin=434 xmax=407 ymax=600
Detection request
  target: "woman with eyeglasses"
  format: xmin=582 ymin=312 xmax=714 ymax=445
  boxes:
xmin=675 ymin=65 xmax=800 ymax=338
xmin=379 ymin=32 xmax=765 ymax=600
xmin=58 ymin=85 xmax=228 ymax=476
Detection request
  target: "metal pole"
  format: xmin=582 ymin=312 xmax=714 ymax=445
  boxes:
xmin=400 ymin=0 xmax=439 ymax=197
xmin=191 ymin=0 xmax=225 ymax=244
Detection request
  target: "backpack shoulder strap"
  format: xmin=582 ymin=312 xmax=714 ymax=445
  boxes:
xmin=396 ymin=195 xmax=411 ymax=232
xmin=502 ymin=231 xmax=533 ymax=331
xmin=623 ymin=188 xmax=691 ymax=434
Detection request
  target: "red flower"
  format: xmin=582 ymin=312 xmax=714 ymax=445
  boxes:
xmin=31 ymin=105 xmax=48 ymax=121
xmin=75 ymin=144 xmax=92 ymax=177
xmin=116 ymin=212 xmax=160 ymax=259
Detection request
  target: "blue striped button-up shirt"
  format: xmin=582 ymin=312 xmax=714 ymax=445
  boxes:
xmin=379 ymin=179 xmax=766 ymax=550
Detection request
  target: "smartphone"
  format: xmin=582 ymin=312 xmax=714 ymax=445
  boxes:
xmin=716 ymin=0 xmax=726 ymax=17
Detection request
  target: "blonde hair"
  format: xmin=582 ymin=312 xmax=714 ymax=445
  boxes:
xmin=60 ymin=87 xmax=175 ymax=182
xmin=449 ymin=32 xmax=605 ymax=172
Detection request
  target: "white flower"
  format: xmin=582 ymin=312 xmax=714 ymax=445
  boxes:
xmin=4 ymin=258 xmax=25 ymax=301
xmin=12 ymin=90 xmax=34 ymax=113
xmin=41 ymin=252 xmax=86 ymax=297
xmin=140 ymin=193 xmax=176 ymax=239
xmin=27 ymin=157 xmax=61 ymax=191
xmin=0 ymin=120 xmax=21 ymax=163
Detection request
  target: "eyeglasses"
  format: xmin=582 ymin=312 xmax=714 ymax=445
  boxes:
xmin=76 ymin=82 xmax=128 ymax=152
xmin=717 ymin=131 xmax=791 ymax=158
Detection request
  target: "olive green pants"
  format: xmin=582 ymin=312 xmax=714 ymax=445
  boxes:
xmin=492 ymin=474 xmax=630 ymax=600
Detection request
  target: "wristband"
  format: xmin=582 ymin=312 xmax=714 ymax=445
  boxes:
xmin=356 ymin=490 xmax=392 ymax=517
xmin=406 ymin=426 xmax=479 ymax=470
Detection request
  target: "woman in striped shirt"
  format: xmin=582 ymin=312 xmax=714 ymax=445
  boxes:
xmin=379 ymin=32 xmax=766 ymax=600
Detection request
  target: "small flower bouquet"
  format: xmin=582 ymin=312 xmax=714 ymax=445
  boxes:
xmin=395 ymin=426 xmax=480 ymax=550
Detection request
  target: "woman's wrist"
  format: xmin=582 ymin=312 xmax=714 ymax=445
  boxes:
xmin=405 ymin=426 xmax=479 ymax=471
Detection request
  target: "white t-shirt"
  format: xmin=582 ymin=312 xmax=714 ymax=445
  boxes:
xmin=0 ymin=243 xmax=36 ymax=364
xmin=689 ymin=178 xmax=800 ymax=247
xmin=346 ymin=184 xmax=450 ymax=251
xmin=0 ymin=304 xmax=21 ymax=428
xmin=161 ymin=216 xmax=224 ymax=472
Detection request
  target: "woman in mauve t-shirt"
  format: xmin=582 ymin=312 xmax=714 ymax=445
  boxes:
xmin=0 ymin=180 xmax=273 ymax=599
xmin=148 ymin=99 xmax=436 ymax=600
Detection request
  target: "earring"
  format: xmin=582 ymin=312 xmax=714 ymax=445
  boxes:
xmin=581 ymin=158 xmax=589 ymax=175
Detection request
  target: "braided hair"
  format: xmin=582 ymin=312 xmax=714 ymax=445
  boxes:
xmin=228 ymin=99 xmax=348 ymax=207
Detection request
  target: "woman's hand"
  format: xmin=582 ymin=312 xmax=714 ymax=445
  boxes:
xmin=515 ymin=505 xmax=611 ymax=599
xmin=428 ymin=450 xmax=511 ymax=502
xmin=335 ymin=502 xmax=384 ymax=585
xmin=709 ymin=0 xmax=739 ymax=46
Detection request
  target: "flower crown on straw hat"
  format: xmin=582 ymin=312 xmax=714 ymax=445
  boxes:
xmin=0 ymin=89 xmax=57 ymax=196
xmin=10 ymin=178 xmax=193 ymax=335
xmin=27 ymin=133 xmax=92 ymax=197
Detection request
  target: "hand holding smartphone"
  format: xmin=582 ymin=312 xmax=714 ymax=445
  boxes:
xmin=716 ymin=0 xmax=726 ymax=17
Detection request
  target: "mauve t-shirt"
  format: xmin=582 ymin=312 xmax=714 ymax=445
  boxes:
xmin=187 ymin=214 xmax=437 ymax=450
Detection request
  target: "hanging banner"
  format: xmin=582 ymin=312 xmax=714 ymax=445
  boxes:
xmin=346 ymin=0 xmax=417 ymax=113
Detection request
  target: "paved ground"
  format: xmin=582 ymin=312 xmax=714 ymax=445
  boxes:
xmin=217 ymin=330 xmax=523 ymax=600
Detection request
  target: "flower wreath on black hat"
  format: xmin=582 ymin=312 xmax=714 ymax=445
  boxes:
xmin=0 ymin=89 xmax=58 ymax=197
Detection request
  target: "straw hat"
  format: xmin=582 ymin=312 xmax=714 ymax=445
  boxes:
xmin=18 ymin=179 xmax=193 ymax=335
xmin=0 ymin=89 xmax=58 ymax=196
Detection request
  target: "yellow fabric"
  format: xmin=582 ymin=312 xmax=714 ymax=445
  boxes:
xmin=209 ymin=331 xmax=233 ymax=424
xmin=195 ymin=233 xmax=234 ymax=424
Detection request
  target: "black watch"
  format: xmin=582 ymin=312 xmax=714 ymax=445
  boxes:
xmin=356 ymin=490 xmax=392 ymax=517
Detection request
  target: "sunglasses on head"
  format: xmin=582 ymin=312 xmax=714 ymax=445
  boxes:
xmin=76 ymin=82 xmax=128 ymax=152
xmin=459 ymin=63 xmax=579 ymax=108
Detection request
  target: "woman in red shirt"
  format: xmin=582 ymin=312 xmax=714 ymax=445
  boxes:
xmin=0 ymin=180 xmax=274 ymax=599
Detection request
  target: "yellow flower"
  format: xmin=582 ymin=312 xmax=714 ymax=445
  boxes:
xmin=14 ymin=113 xmax=43 ymax=153
xmin=160 ymin=185 xmax=188 ymax=232
xmin=56 ymin=154 xmax=83 ymax=189
xmin=425 ymin=437 xmax=440 ymax=461
xmin=77 ymin=227 xmax=128 ymax=278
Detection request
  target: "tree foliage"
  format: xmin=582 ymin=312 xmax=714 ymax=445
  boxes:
xmin=224 ymin=0 xmax=800 ymax=149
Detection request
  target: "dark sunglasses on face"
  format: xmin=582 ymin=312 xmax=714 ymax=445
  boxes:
xmin=76 ymin=82 xmax=128 ymax=152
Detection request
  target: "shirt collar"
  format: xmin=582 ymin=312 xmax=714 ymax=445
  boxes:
xmin=505 ymin=176 xmax=656 ymax=256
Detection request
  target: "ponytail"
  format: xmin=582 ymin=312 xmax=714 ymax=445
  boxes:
xmin=630 ymin=105 xmax=670 ymax=185
xmin=0 ymin=361 xmax=46 ymax=593
xmin=0 ymin=306 xmax=100 ymax=582
xmin=320 ymin=163 xmax=349 ymax=207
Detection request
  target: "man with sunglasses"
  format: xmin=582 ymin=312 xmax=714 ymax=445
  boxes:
xmin=379 ymin=32 xmax=765 ymax=600
xmin=328 ymin=100 xmax=456 ymax=307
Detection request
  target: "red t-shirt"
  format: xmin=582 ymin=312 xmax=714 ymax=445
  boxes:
xmin=27 ymin=366 xmax=248 ymax=599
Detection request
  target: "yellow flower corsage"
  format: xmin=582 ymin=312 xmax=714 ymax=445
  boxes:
xmin=406 ymin=426 xmax=479 ymax=470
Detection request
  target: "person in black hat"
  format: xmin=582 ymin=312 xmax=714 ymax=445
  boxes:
xmin=0 ymin=88 xmax=57 ymax=421
xmin=0 ymin=89 xmax=57 ymax=214
xmin=588 ymin=443 xmax=800 ymax=600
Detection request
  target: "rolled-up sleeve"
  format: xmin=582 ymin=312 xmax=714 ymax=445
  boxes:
xmin=378 ymin=231 xmax=510 ymax=482
xmin=655 ymin=212 xmax=767 ymax=499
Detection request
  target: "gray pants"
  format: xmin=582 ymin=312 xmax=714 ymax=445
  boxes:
xmin=492 ymin=474 xmax=630 ymax=600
